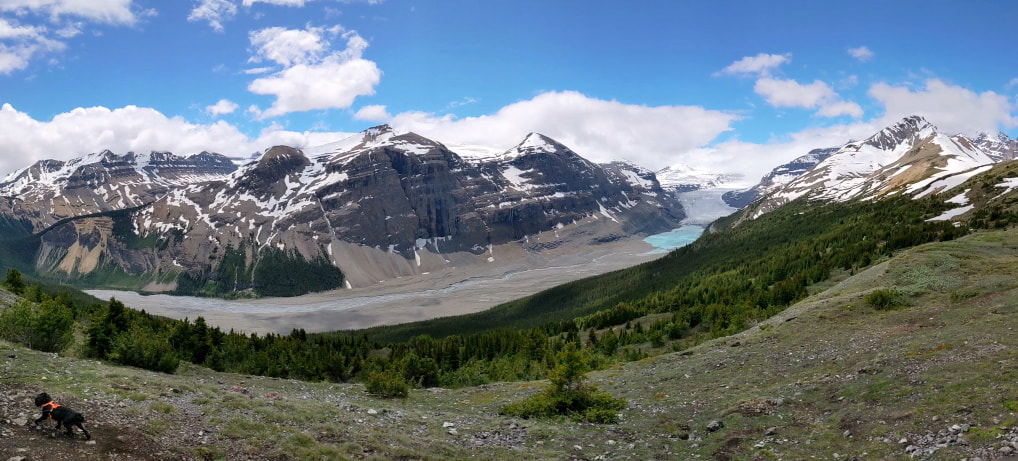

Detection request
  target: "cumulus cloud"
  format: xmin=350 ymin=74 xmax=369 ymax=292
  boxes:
xmin=754 ymin=77 xmax=862 ymax=118
xmin=247 ymin=27 xmax=380 ymax=118
xmin=353 ymin=104 xmax=390 ymax=121
xmin=0 ymin=103 xmax=357 ymax=175
xmin=754 ymin=78 xmax=836 ymax=108
xmin=205 ymin=99 xmax=239 ymax=116
xmin=717 ymin=53 xmax=791 ymax=77
xmin=187 ymin=0 xmax=237 ymax=32
xmin=868 ymin=79 xmax=1018 ymax=135
xmin=248 ymin=25 xmax=341 ymax=67
xmin=388 ymin=90 xmax=738 ymax=171
xmin=847 ymin=46 xmax=873 ymax=62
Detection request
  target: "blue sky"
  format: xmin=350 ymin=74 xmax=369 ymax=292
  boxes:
xmin=1 ymin=0 xmax=1016 ymax=183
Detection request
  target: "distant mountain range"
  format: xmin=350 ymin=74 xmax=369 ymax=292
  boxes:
xmin=1 ymin=115 xmax=1014 ymax=296
xmin=0 ymin=126 xmax=684 ymax=295
xmin=728 ymin=116 xmax=1017 ymax=222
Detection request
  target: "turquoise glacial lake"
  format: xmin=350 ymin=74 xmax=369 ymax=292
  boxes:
xmin=643 ymin=225 xmax=704 ymax=254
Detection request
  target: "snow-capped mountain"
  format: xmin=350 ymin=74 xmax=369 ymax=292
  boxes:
xmin=972 ymin=132 xmax=1018 ymax=162
xmin=741 ymin=116 xmax=1000 ymax=220
xmin=721 ymin=147 xmax=838 ymax=209
xmin=3 ymin=126 xmax=684 ymax=294
xmin=0 ymin=150 xmax=236 ymax=231
xmin=656 ymin=163 xmax=744 ymax=192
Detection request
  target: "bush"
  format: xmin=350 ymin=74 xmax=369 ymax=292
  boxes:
xmin=365 ymin=369 xmax=409 ymax=399
xmin=864 ymin=288 xmax=907 ymax=310
xmin=4 ymin=268 xmax=25 ymax=295
xmin=498 ymin=386 xmax=626 ymax=423
xmin=498 ymin=343 xmax=626 ymax=423
xmin=0 ymin=299 xmax=74 ymax=352
xmin=108 ymin=326 xmax=180 ymax=373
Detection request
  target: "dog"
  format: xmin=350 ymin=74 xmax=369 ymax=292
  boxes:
xmin=34 ymin=392 xmax=91 ymax=440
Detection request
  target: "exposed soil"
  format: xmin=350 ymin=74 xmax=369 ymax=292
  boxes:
xmin=1 ymin=383 xmax=173 ymax=460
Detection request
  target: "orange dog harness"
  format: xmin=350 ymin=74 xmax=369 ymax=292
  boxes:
xmin=41 ymin=401 xmax=60 ymax=418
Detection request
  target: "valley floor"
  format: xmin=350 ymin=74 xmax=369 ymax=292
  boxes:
xmin=88 ymin=237 xmax=661 ymax=335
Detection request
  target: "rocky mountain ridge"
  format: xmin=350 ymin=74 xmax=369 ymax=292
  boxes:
xmin=0 ymin=126 xmax=684 ymax=294
xmin=736 ymin=116 xmax=1008 ymax=221
xmin=0 ymin=150 xmax=237 ymax=232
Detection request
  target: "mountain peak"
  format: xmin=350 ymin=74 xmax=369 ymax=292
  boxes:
xmin=362 ymin=124 xmax=394 ymax=141
xmin=859 ymin=115 xmax=937 ymax=152
xmin=513 ymin=132 xmax=566 ymax=154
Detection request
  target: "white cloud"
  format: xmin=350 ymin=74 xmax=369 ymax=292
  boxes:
xmin=248 ymin=25 xmax=339 ymax=67
xmin=388 ymin=90 xmax=738 ymax=171
xmin=847 ymin=46 xmax=873 ymax=62
xmin=447 ymin=97 xmax=477 ymax=109
xmin=682 ymin=121 xmax=880 ymax=186
xmin=244 ymin=66 xmax=274 ymax=75
xmin=353 ymin=104 xmax=390 ymax=121
xmin=205 ymin=99 xmax=239 ymax=116
xmin=754 ymin=78 xmax=835 ymax=108
xmin=718 ymin=53 xmax=790 ymax=77
xmin=815 ymin=101 xmax=863 ymax=118
xmin=1007 ymin=77 xmax=1018 ymax=89
xmin=0 ymin=103 xmax=355 ymax=175
xmin=0 ymin=0 xmax=139 ymax=25
xmin=0 ymin=0 xmax=140 ymax=73
xmin=868 ymin=79 xmax=1018 ymax=135
xmin=187 ymin=0 xmax=237 ymax=32
xmin=754 ymin=77 xmax=862 ymax=119
xmin=243 ymin=0 xmax=310 ymax=6
xmin=0 ymin=18 xmax=65 ymax=74
xmin=243 ymin=0 xmax=383 ymax=5
xmin=247 ymin=28 xmax=380 ymax=118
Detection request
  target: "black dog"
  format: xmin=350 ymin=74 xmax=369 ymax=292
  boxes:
xmin=34 ymin=392 xmax=91 ymax=440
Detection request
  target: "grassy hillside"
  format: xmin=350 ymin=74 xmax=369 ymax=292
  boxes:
xmin=3 ymin=230 xmax=1018 ymax=460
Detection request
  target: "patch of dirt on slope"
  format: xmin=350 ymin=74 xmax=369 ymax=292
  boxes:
xmin=0 ymin=382 xmax=172 ymax=460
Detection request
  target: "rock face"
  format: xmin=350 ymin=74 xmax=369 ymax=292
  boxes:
xmin=0 ymin=126 xmax=685 ymax=294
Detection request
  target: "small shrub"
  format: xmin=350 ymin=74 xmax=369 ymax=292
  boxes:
xmin=498 ymin=386 xmax=625 ymax=423
xmin=365 ymin=369 xmax=409 ymax=399
xmin=864 ymin=288 xmax=907 ymax=310
xmin=498 ymin=343 xmax=626 ymax=423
